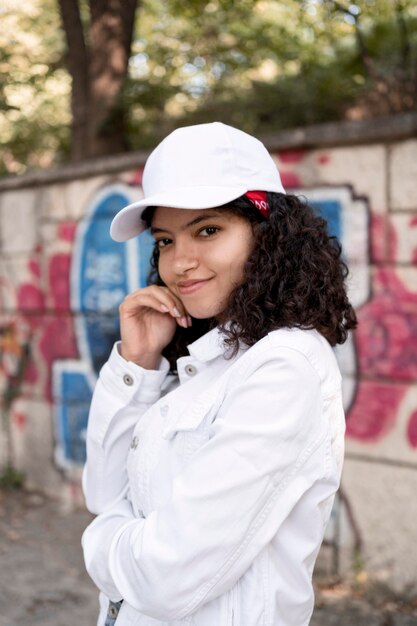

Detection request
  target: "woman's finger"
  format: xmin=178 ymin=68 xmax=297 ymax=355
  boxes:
xmin=156 ymin=286 xmax=191 ymax=320
xmin=147 ymin=285 xmax=189 ymax=316
xmin=124 ymin=286 xmax=188 ymax=319
xmin=120 ymin=290 xmax=190 ymax=327
xmin=120 ymin=292 xmax=175 ymax=316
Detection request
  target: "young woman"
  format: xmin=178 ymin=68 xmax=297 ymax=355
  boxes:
xmin=82 ymin=122 xmax=357 ymax=626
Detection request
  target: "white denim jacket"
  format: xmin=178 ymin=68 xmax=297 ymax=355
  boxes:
xmin=82 ymin=326 xmax=345 ymax=626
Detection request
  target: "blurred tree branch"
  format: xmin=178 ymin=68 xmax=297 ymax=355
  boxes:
xmin=324 ymin=1 xmax=375 ymax=79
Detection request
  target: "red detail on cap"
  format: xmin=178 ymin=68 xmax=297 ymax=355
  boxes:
xmin=245 ymin=190 xmax=269 ymax=218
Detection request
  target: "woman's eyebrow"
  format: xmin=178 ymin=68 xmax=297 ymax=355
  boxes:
xmin=150 ymin=226 xmax=170 ymax=235
xmin=182 ymin=213 xmax=222 ymax=230
xmin=151 ymin=213 xmax=222 ymax=234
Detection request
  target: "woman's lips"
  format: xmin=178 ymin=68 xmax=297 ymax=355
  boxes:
xmin=177 ymin=278 xmax=212 ymax=295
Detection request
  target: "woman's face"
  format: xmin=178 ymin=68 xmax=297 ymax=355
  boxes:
xmin=151 ymin=206 xmax=254 ymax=319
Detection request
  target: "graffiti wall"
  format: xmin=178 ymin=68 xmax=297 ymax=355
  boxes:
xmin=0 ymin=135 xmax=416 ymax=590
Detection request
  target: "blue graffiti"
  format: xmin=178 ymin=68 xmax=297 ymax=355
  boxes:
xmin=54 ymin=368 xmax=93 ymax=465
xmin=54 ymin=185 xmax=151 ymax=469
xmin=310 ymin=199 xmax=341 ymax=240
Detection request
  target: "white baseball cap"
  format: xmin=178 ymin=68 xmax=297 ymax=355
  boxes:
xmin=110 ymin=122 xmax=286 ymax=242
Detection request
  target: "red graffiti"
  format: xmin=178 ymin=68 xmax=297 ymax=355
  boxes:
xmin=58 ymin=222 xmax=77 ymax=242
xmin=355 ymin=268 xmax=417 ymax=381
xmin=13 ymin=411 xmax=27 ymax=431
xmin=23 ymin=357 xmax=38 ymax=384
xmin=346 ymin=381 xmax=406 ymax=442
xmin=129 ymin=167 xmax=144 ymax=187
xmin=317 ymin=153 xmax=330 ymax=165
xmin=370 ymin=214 xmax=398 ymax=263
xmin=17 ymin=244 xmax=45 ymax=313
xmin=347 ymin=267 xmax=417 ymax=447
xmin=278 ymin=150 xmax=306 ymax=164
xmin=28 ymin=259 xmax=41 ymax=278
xmin=48 ymin=254 xmax=72 ymax=311
xmin=281 ymin=171 xmax=302 ymax=188
xmin=39 ymin=317 xmax=77 ymax=400
xmin=407 ymin=410 xmax=417 ymax=448
xmin=18 ymin=284 xmax=45 ymax=312
xmin=15 ymin=246 xmax=78 ymax=400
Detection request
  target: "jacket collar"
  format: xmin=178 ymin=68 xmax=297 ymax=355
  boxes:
xmin=186 ymin=326 xmax=230 ymax=363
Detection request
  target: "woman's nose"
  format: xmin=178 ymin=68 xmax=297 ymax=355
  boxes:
xmin=172 ymin=241 xmax=199 ymax=274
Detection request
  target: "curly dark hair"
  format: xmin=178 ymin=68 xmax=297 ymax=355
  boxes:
xmin=142 ymin=192 xmax=357 ymax=369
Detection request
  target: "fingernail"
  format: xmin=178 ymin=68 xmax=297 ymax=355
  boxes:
xmin=177 ymin=317 xmax=187 ymax=328
xmin=187 ymin=316 xmax=192 ymax=326
xmin=160 ymin=304 xmax=169 ymax=312
xmin=172 ymin=307 xmax=181 ymax=317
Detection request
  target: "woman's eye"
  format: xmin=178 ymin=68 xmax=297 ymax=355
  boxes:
xmin=199 ymin=226 xmax=219 ymax=237
xmin=155 ymin=238 xmax=172 ymax=249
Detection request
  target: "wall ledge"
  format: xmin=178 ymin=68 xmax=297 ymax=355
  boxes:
xmin=1 ymin=112 xmax=416 ymax=192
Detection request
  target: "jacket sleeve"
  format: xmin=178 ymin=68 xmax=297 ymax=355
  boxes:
xmin=82 ymin=346 xmax=339 ymax=620
xmin=82 ymin=342 xmax=170 ymax=514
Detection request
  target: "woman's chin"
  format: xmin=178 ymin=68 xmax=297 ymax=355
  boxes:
xmin=184 ymin=302 xmax=224 ymax=320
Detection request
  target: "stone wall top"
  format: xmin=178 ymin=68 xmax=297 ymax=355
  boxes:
xmin=1 ymin=112 xmax=416 ymax=192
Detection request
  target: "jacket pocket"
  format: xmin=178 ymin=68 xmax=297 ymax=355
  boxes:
xmin=161 ymin=391 xmax=221 ymax=462
xmin=161 ymin=390 xmax=220 ymax=439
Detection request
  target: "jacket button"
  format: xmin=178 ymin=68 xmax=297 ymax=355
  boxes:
xmin=123 ymin=373 xmax=134 ymax=386
xmin=130 ymin=436 xmax=139 ymax=449
xmin=185 ymin=364 xmax=197 ymax=376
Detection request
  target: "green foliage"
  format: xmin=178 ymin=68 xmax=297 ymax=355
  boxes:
xmin=125 ymin=0 xmax=417 ymax=149
xmin=0 ymin=0 xmax=70 ymax=175
xmin=1 ymin=0 xmax=417 ymax=171
xmin=0 ymin=465 xmax=25 ymax=489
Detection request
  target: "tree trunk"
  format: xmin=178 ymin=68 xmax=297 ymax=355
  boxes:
xmin=58 ymin=0 xmax=139 ymax=161
xmin=58 ymin=0 xmax=91 ymax=160
xmin=87 ymin=0 xmax=138 ymax=157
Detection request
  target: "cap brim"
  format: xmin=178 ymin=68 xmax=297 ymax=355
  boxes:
xmin=110 ymin=185 xmax=247 ymax=242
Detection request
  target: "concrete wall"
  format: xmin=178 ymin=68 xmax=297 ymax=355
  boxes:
xmin=0 ymin=115 xmax=416 ymax=591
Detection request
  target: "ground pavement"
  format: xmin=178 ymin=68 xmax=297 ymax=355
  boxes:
xmin=0 ymin=488 xmax=416 ymax=626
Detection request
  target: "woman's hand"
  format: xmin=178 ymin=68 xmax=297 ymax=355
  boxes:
xmin=119 ymin=285 xmax=190 ymax=369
